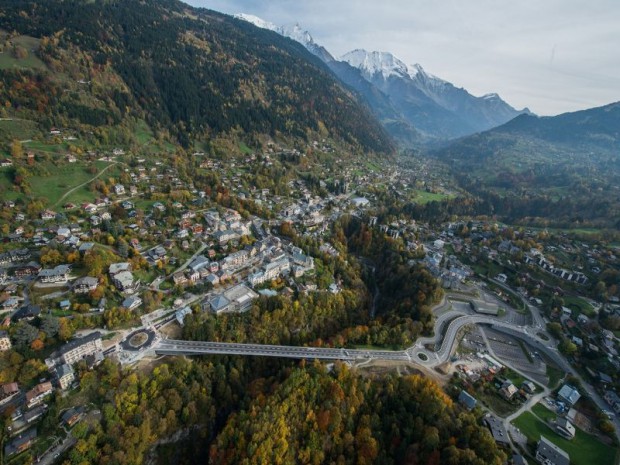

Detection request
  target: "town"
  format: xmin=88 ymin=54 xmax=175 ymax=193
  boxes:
xmin=0 ymin=134 xmax=619 ymax=465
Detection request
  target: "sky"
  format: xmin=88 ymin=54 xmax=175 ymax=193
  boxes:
xmin=186 ymin=0 xmax=619 ymax=116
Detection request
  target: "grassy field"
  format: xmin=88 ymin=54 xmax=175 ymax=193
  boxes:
xmin=513 ymin=411 xmax=615 ymax=465
xmin=563 ymin=295 xmax=595 ymax=318
xmin=0 ymin=35 xmax=47 ymax=70
xmin=411 ymin=189 xmax=453 ymax=204
xmin=532 ymin=402 xmax=557 ymax=422
xmin=477 ymin=389 xmax=520 ymax=417
xmin=134 ymin=119 xmax=155 ymax=145
xmin=546 ymin=365 xmax=565 ymax=389
xmin=23 ymin=160 xmax=120 ymax=206
xmin=0 ymin=118 xmax=40 ymax=141
xmin=238 ymin=141 xmax=253 ymax=154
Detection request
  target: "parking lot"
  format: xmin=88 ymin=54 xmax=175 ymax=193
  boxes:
xmin=482 ymin=327 xmax=548 ymax=385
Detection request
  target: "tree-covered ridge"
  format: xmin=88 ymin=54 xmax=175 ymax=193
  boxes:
xmin=0 ymin=0 xmax=394 ymax=153
xmin=210 ymin=364 xmax=507 ymax=465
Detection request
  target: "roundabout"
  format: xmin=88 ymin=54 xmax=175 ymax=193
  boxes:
xmin=121 ymin=329 xmax=156 ymax=352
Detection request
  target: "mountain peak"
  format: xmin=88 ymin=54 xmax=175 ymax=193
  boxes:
xmin=235 ymin=13 xmax=334 ymax=62
xmin=233 ymin=13 xmax=278 ymax=32
xmin=340 ymin=49 xmax=410 ymax=80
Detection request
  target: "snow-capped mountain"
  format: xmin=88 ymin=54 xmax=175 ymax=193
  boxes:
xmin=234 ymin=14 xmax=334 ymax=62
xmin=235 ymin=14 xmax=529 ymax=144
xmin=341 ymin=49 xmax=530 ymax=140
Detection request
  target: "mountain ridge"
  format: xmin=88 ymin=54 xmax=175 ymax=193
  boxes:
xmin=0 ymin=0 xmax=394 ymax=154
xmin=234 ymin=14 xmax=530 ymax=145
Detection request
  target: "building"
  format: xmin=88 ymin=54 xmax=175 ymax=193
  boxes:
xmin=111 ymin=270 xmax=137 ymax=294
xmin=175 ymin=306 xmax=192 ymax=326
xmin=207 ymin=294 xmax=232 ymax=313
xmin=62 ymin=406 xmax=84 ymax=427
xmin=12 ymin=304 xmax=41 ymax=322
xmin=555 ymin=418 xmax=575 ymax=440
xmin=54 ymin=363 xmax=75 ymax=390
xmin=121 ymin=295 xmax=143 ymax=311
xmin=470 ymin=299 xmax=499 ymax=316
xmin=557 ymin=384 xmax=581 ymax=406
xmin=0 ymin=382 xmax=19 ymax=406
xmin=46 ymin=332 xmax=103 ymax=368
xmin=604 ymin=390 xmax=620 ymax=414
xmin=458 ymin=390 xmax=477 ymax=410
xmin=223 ymin=284 xmax=259 ymax=312
xmin=25 ymin=381 xmax=53 ymax=408
xmin=535 ymin=436 xmax=570 ymax=465
xmin=0 ymin=330 xmax=11 ymax=351
xmin=500 ymin=381 xmax=519 ymax=400
xmin=483 ymin=413 xmax=510 ymax=446
xmin=38 ymin=264 xmax=71 ymax=283
xmin=522 ymin=381 xmax=536 ymax=394
xmin=73 ymin=276 xmax=99 ymax=294
xmin=4 ymin=428 xmax=37 ymax=457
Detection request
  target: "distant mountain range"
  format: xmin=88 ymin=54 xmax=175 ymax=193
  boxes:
xmin=431 ymin=102 xmax=620 ymax=227
xmin=236 ymin=14 xmax=530 ymax=145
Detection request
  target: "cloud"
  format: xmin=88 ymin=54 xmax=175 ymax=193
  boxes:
xmin=187 ymin=0 xmax=620 ymax=115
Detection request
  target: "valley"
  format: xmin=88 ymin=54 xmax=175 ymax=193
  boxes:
xmin=0 ymin=1 xmax=619 ymax=465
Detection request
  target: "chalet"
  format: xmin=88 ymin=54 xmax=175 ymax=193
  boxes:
xmin=25 ymin=381 xmax=53 ymax=408
xmin=62 ymin=406 xmax=84 ymax=427
xmin=12 ymin=304 xmax=41 ymax=322
xmin=109 ymin=263 xmax=137 ymax=293
xmin=14 ymin=262 xmax=41 ymax=278
xmin=4 ymin=428 xmax=37 ymax=457
xmin=23 ymin=405 xmax=47 ymax=424
xmin=500 ymin=381 xmax=518 ymax=400
xmin=535 ymin=436 xmax=569 ymax=465
xmin=38 ymin=264 xmax=71 ymax=283
xmin=40 ymin=210 xmax=56 ymax=220
xmin=0 ymin=382 xmax=19 ymax=406
xmin=121 ymin=295 xmax=142 ymax=311
xmin=1 ymin=296 xmax=20 ymax=312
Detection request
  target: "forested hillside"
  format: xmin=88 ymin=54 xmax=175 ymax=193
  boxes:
xmin=0 ymin=0 xmax=393 ymax=153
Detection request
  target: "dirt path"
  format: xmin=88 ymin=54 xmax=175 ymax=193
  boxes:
xmin=53 ymin=161 xmax=118 ymax=207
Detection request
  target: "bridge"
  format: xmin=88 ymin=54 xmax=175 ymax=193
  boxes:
xmin=154 ymin=313 xmax=545 ymax=366
xmin=156 ymin=339 xmax=411 ymax=362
